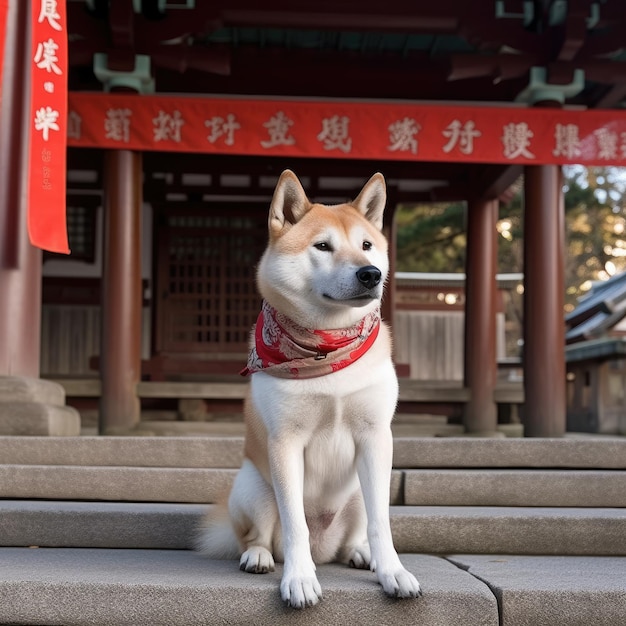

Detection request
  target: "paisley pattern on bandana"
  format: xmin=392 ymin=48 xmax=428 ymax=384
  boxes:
xmin=240 ymin=300 xmax=381 ymax=379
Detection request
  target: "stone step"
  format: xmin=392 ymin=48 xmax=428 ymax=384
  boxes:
xmin=1 ymin=548 xmax=624 ymax=625
xmin=0 ymin=435 xmax=245 ymax=468
xmin=0 ymin=549 xmax=496 ymax=626
xmin=0 ymin=465 xmax=403 ymax=504
xmin=0 ymin=465 xmax=238 ymax=504
xmin=131 ymin=418 xmax=471 ymax=438
xmin=446 ymin=554 xmax=626 ymax=626
xmin=1 ymin=435 xmax=625 ymax=469
xmin=403 ymin=469 xmax=626 ymax=507
xmin=2 ymin=500 xmax=625 ymax=555
xmin=2 ymin=463 xmax=624 ymax=507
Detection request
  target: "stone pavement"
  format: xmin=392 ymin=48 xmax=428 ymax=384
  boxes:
xmin=448 ymin=555 xmax=626 ymax=626
xmin=1 ymin=548 xmax=624 ymax=625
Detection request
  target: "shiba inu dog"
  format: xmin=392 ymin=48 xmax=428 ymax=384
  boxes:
xmin=196 ymin=170 xmax=421 ymax=608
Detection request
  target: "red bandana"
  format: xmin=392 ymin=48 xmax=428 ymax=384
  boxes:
xmin=241 ymin=301 xmax=381 ymax=379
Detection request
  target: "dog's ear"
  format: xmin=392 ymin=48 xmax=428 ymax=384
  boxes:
xmin=352 ymin=173 xmax=386 ymax=231
xmin=269 ymin=170 xmax=311 ymax=235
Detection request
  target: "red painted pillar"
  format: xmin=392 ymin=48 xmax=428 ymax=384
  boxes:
xmin=0 ymin=0 xmax=42 ymax=377
xmin=523 ymin=165 xmax=566 ymax=437
xmin=463 ymin=198 xmax=498 ymax=434
xmin=99 ymin=150 xmax=142 ymax=433
xmin=382 ymin=199 xmax=398 ymax=329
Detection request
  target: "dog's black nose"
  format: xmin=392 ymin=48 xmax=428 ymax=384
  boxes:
xmin=356 ymin=265 xmax=382 ymax=289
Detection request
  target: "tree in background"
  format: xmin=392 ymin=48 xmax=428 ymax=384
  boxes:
xmin=394 ymin=166 xmax=626 ymax=354
xmin=395 ymin=201 xmax=466 ymax=273
xmin=563 ymin=166 xmax=626 ymax=309
xmin=396 ymin=166 xmax=626 ymax=309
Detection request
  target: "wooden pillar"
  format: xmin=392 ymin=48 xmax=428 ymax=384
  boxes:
xmin=382 ymin=199 xmax=398 ymax=327
xmin=0 ymin=0 xmax=42 ymax=377
xmin=523 ymin=165 xmax=566 ymax=437
xmin=99 ymin=150 xmax=142 ymax=433
xmin=463 ymin=198 xmax=498 ymax=434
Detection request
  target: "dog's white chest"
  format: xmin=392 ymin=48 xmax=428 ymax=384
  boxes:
xmin=302 ymin=421 xmax=360 ymax=505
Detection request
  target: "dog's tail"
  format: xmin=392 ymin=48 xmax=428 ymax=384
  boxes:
xmin=194 ymin=502 xmax=241 ymax=559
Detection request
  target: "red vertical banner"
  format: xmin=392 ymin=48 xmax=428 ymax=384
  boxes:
xmin=27 ymin=0 xmax=69 ymax=253
xmin=0 ymin=0 xmax=8 ymax=100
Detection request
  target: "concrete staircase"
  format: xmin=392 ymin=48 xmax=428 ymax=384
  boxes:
xmin=1 ymin=435 xmax=625 ymax=625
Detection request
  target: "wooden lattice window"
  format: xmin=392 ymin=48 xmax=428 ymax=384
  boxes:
xmin=156 ymin=209 xmax=266 ymax=354
xmin=44 ymin=196 xmax=98 ymax=263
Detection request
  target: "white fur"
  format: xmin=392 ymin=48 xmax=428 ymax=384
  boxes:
xmin=196 ymin=171 xmax=422 ymax=608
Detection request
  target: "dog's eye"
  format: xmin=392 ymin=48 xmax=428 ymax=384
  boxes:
xmin=362 ymin=241 xmax=373 ymax=251
xmin=314 ymin=242 xmax=333 ymax=252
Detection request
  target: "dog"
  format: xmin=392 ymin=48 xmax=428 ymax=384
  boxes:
xmin=196 ymin=169 xmax=422 ymax=609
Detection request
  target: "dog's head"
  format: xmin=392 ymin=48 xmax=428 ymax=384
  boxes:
xmin=257 ymin=170 xmax=389 ymax=330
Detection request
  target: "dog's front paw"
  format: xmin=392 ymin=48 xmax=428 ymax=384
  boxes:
xmin=239 ymin=547 xmax=275 ymax=574
xmin=280 ymin=571 xmax=323 ymax=609
xmin=377 ymin=567 xmax=422 ymax=599
xmin=345 ymin=544 xmax=371 ymax=570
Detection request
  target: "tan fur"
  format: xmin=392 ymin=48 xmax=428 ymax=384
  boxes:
xmin=196 ymin=170 xmax=421 ymax=608
xmin=271 ymin=203 xmax=386 ymax=256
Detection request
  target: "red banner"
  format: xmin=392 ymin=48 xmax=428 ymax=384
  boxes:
xmin=68 ymin=92 xmax=626 ymax=167
xmin=28 ymin=0 xmax=69 ymax=254
xmin=0 ymin=0 xmax=7 ymax=100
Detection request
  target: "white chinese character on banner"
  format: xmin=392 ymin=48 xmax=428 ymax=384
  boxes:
xmin=38 ymin=0 xmax=62 ymax=31
xmin=205 ymin=114 xmax=241 ymax=146
xmin=153 ymin=110 xmax=184 ymax=142
xmin=34 ymin=38 xmax=62 ymax=75
xmin=67 ymin=111 xmax=82 ymax=140
xmin=552 ymin=124 xmax=581 ymax=159
xmin=594 ymin=128 xmax=618 ymax=160
xmin=261 ymin=111 xmax=295 ymax=148
xmin=501 ymin=122 xmax=535 ymax=159
xmin=104 ymin=108 xmax=132 ymax=142
xmin=388 ymin=118 xmax=420 ymax=154
xmin=442 ymin=119 xmax=481 ymax=154
xmin=34 ymin=106 xmax=60 ymax=141
xmin=317 ymin=115 xmax=352 ymax=152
